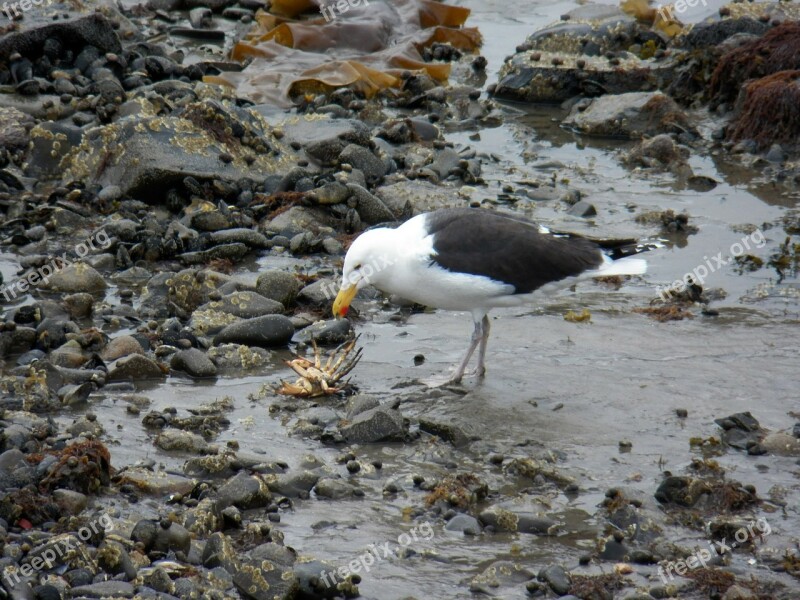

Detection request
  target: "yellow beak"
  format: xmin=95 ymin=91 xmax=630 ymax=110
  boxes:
xmin=332 ymin=284 xmax=358 ymax=318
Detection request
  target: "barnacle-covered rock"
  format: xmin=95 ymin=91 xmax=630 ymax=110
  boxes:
xmin=494 ymin=5 xmax=674 ymax=103
xmin=32 ymin=98 xmax=298 ymax=198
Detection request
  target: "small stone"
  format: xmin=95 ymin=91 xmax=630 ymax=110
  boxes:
xmin=567 ymin=200 xmax=597 ymax=218
xmin=537 ymin=565 xmax=571 ymax=596
xmin=445 ymin=514 xmax=482 ymax=535
xmin=255 ymin=270 xmax=301 ymax=306
xmin=340 ymin=406 xmax=405 ymax=443
xmin=108 ymin=354 xmax=164 ymax=381
xmin=338 ymin=144 xmax=386 ymax=184
xmin=213 ymin=315 xmax=295 ymax=348
xmin=101 ymin=335 xmax=145 ymax=361
xmin=42 ymin=263 xmax=107 ymax=293
xmin=171 ymin=348 xmax=217 ymax=378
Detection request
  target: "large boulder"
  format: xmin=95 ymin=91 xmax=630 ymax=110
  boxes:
xmin=35 ymin=99 xmax=298 ymax=197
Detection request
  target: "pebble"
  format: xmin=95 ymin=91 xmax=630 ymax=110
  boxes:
xmin=213 ymin=314 xmax=295 ymax=348
xmin=170 ymin=348 xmax=217 ymax=378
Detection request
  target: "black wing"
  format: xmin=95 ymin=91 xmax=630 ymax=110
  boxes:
xmin=425 ymin=208 xmax=603 ymax=294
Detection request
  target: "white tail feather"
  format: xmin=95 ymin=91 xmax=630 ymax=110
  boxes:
xmin=595 ymin=256 xmax=647 ymax=277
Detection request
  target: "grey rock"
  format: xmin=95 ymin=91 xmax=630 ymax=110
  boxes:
xmin=101 ymin=335 xmax=145 ymax=361
xmin=765 ymin=144 xmax=785 ymax=164
xmin=289 ymin=231 xmax=315 ymax=254
xmin=446 ymin=514 xmax=482 ymax=535
xmin=233 ymin=557 xmax=299 ymax=600
xmin=375 ymin=181 xmax=447 ymax=215
xmin=152 ymin=522 xmax=191 ymax=555
xmin=213 ymin=315 xmax=295 ymax=348
xmin=283 ymin=117 xmax=371 ymax=166
xmin=314 ymin=477 xmax=360 ymax=499
xmin=199 ymin=291 xmax=284 ymax=318
xmin=207 ymin=229 xmax=269 ymax=248
xmin=347 ymin=183 xmax=395 ymax=224
xmin=538 ymin=564 xmax=571 ymax=596
xmin=340 ymin=406 xmax=405 ymax=443
xmin=191 ymin=210 xmax=232 ymax=232
xmin=264 ymin=205 xmax=337 ymax=236
xmin=171 ymin=348 xmax=217 ymax=378
xmin=479 ymin=505 xmax=558 ymax=534
xmin=267 ymin=471 xmax=320 ymax=498
xmin=216 ymin=472 xmax=272 ymax=510
xmin=206 ymin=344 xmax=272 ymax=371
xmin=63 ymin=293 xmax=94 ymax=319
xmin=40 ymin=263 xmax=106 ymax=293
xmin=189 ymin=7 xmax=213 ymax=28
xmin=26 ymin=534 xmax=85 ymax=570
xmin=108 ymin=354 xmax=164 ymax=381
xmin=114 ymin=468 xmax=195 ymax=496
xmin=494 ymin=8 xmax=675 ymax=104
xmin=760 ymin=432 xmax=800 ymax=457
xmin=155 ymin=430 xmax=210 ymax=454
xmin=97 ymin=540 xmax=137 ymax=580
xmin=346 ymin=395 xmax=380 ymax=419
xmin=310 ymin=181 xmax=350 ymax=205
xmin=339 ymin=144 xmax=386 ymax=184
xmin=202 ymin=532 xmax=239 ymax=574
xmin=66 ymin=415 xmax=104 ymax=437
xmin=567 ymin=200 xmax=597 ymax=218
xmin=322 ymin=237 xmax=344 ymax=254
xmin=70 ymin=582 xmax=136 ymax=599
xmin=256 ymin=270 xmax=301 ymax=306
xmin=98 ymin=185 xmax=122 ymax=203
xmin=0 ymin=13 xmax=121 ymax=63
xmin=429 ymin=147 xmax=461 ymax=179
xmin=180 ymin=243 xmax=250 ymax=265
xmin=0 ymin=107 xmax=34 ymax=154
xmin=297 ymin=278 xmax=337 ymax=306
xmin=186 ymin=0 xmax=230 ymax=8
xmin=419 ymin=418 xmax=471 ymax=447
xmin=59 ymin=382 xmax=94 ymax=406
xmin=563 ymin=92 xmax=694 ymax=139
xmin=722 ymin=585 xmax=759 ymax=600
xmin=293 ymin=319 xmax=351 ymax=346
xmin=251 ymin=542 xmax=296 ymax=567
xmin=49 ymin=99 xmax=297 ymax=197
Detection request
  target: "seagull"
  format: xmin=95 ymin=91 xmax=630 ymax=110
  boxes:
xmin=332 ymin=207 xmax=648 ymax=384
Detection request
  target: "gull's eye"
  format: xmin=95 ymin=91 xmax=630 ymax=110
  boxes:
xmin=353 ymin=263 xmax=362 ymax=270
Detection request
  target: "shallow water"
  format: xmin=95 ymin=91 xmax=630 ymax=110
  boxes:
xmin=77 ymin=1 xmax=800 ymax=598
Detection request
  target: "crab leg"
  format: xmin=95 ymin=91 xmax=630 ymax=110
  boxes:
xmin=329 ymin=338 xmax=358 ymax=374
xmin=336 ymin=347 xmax=363 ymax=379
xmin=311 ymin=340 xmax=323 ymax=370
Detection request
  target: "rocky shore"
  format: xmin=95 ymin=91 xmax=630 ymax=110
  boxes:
xmin=0 ymin=0 xmax=797 ymax=599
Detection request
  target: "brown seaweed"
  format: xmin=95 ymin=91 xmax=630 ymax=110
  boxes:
xmin=205 ymin=0 xmax=481 ymax=107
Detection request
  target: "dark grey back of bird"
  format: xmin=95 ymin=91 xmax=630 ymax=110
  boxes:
xmin=425 ymin=208 xmax=604 ymax=294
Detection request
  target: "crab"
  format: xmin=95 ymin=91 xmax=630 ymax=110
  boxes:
xmin=276 ymin=337 xmax=363 ymax=398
